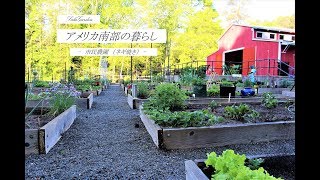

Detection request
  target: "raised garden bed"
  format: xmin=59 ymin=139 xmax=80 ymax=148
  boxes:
xmin=127 ymin=94 xmax=148 ymax=109
xmin=25 ymin=99 xmax=51 ymax=108
xmin=124 ymin=87 xmax=128 ymax=95
xmin=256 ymin=87 xmax=291 ymax=94
xmin=185 ymin=153 xmax=295 ymax=180
xmin=76 ymin=92 xmax=93 ymax=109
xmin=89 ymin=89 xmax=102 ymax=96
xmin=186 ymin=95 xmax=293 ymax=105
xmin=25 ymin=105 xmax=77 ymax=155
xmin=139 ymin=102 xmax=295 ymax=150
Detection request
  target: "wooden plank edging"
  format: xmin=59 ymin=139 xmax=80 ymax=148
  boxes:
xmin=76 ymin=93 xmax=93 ymax=109
xmin=139 ymin=105 xmax=294 ymax=150
xmin=39 ymin=105 xmax=77 ymax=154
xmin=25 ymin=129 xmax=39 ymax=155
xmin=162 ymin=121 xmax=295 ymax=149
xmin=185 ymin=160 xmax=209 ymax=180
xmin=139 ymin=106 xmax=163 ymax=148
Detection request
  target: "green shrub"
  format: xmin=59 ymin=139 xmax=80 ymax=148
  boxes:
xmin=207 ymin=84 xmax=220 ymax=96
xmin=137 ymin=82 xmax=149 ymax=99
xmin=205 ymin=150 xmax=282 ymax=180
xmin=48 ymin=92 xmax=75 ymax=117
xmin=33 ymin=80 xmax=50 ymax=88
xmin=262 ymin=92 xmax=278 ymax=108
xmin=145 ymin=83 xmax=187 ymax=111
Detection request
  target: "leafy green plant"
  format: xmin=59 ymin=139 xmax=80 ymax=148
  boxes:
xmin=48 ymin=92 xmax=75 ymax=117
xmin=145 ymin=83 xmax=188 ymax=111
xmin=224 ymin=103 xmax=260 ymax=121
xmin=207 ymin=84 xmax=220 ymax=97
xmin=243 ymin=78 xmax=253 ymax=87
xmin=236 ymin=82 xmax=244 ymax=87
xmin=205 ymin=150 xmax=282 ymax=180
xmin=76 ymin=84 xmax=92 ymax=92
xmin=143 ymin=107 xmax=224 ymax=128
xmin=91 ymin=85 xmax=101 ymax=91
xmin=137 ymin=82 xmax=150 ymax=99
xmin=279 ymin=79 xmax=294 ymax=88
xmin=246 ymin=158 xmax=265 ymax=170
xmin=220 ymin=80 xmax=234 ymax=87
xmin=152 ymin=74 xmax=165 ymax=83
xmin=33 ymin=80 xmax=50 ymax=88
xmin=262 ymin=92 xmax=278 ymax=109
xmin=208 ymin=100 xmax=219 ymax=110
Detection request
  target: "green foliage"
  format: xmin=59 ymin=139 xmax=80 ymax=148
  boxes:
xmin=224 ymin=103 xmax=260 ymax=121
xmin=236 ymin=82 xmax=244 ymax=87
xmin=262 ymin=92 xmax=278 ymax=109
xmin=25 ymin=92 xmax=48 ymax=100
xmin=220 ymin=80 xmax=235 ymax=87
xmin=25 ymin=0 xmax=222 ymax=83
xmin=145 ymin=83 xmax=188 ymax=111
xmin=207 ymin=84 xmax=220 ymax=96
xmin=48 ymin=92 xmax=75 ymax=117
xmin=223 ymin=64 xmax=241 ymax=75
xmin=91 ymin=85 xmax=101 ymax=91
xmin=76 ymin=84 xmax=92 ymax=92
xmin=33 ymin=80 xmax=50 ymax=88
xmin=246 ymin=158 xmax=265 ymax=170
xmin=152 ymin=74 xmax=165 ymax=83
xmin=279 ymin=79 xmax=294 ymax=88
xmin=208 ymin=100 xmax=220 ymax=110
xmin=249 ymin=15 xmax=295 ymax=29
xmin=243 ymin=78 xmax=253 ymax=87
xmin=143 ymin=108 xmax=224 ymax=128
xmin=137 ymin=82 xmax=150 ymax=99
xmin=205 ymin=150 xmax=282 ymax=180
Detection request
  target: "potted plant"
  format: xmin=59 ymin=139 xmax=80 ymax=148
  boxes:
xmin=219 ymin=80 xmax=236 ymax=98
xmin=241 ymin=79 xmax=255 ymax=96
xmin=191 ymin=77 xmax=207 ymax=97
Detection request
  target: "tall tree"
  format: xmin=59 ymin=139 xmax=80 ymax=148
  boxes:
xmin=171 ymin=5 xmax=223 ymax=65
xmin=222 ymin=0 xmax=249 ymax=28
xmin=249 ymin=15 xmax=295 ymax=29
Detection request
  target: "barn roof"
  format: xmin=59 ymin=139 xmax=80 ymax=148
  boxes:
xmin=218 ymin=24 xmax=295 ymax=41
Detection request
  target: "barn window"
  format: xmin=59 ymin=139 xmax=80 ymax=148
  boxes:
xmin=269 ymin=34 xmax=275 ymax=39
xmin=279 ymin=35 xmax=284 ymax=40
xmin=256 ymin=32 xmax=262 ymax=38
xmin=292 ymin=36 xmax=295 ymax=41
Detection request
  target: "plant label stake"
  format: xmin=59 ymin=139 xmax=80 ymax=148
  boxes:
xmin=228 ymin=93 xmax=231 ymax=102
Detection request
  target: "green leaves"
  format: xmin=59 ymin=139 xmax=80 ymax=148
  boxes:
xmin=147 ymin=83 xmax=188 ymax=111
xmin=204 ymin=150 xmax=282 ymax=180
xmin=144 ymin=108 xmax=223 ymax=128
xmin=224 ymin=103 xmax=260 ymax=121
xmin=262 ymin=92 xmax=278 ymax=109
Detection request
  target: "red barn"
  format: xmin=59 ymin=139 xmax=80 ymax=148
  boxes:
xmin=207 ymin=24 xmax=295 ymax=76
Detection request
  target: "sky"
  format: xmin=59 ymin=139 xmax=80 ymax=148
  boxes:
xmin=214 ymin=0 xmax=295 ymax=21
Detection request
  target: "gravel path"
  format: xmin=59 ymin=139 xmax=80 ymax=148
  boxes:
xmin=25 ymin=85 xmax=295 ymax=179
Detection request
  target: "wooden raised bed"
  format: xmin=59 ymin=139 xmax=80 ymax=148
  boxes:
xmin=25 ymin=99 xmax=51 ymax=108
xmin=25 ymin=105 xmax=77 ymax=155
xmin=76 ymin=92 xmax=93 ymax=109
xmin=257 ymin=87 xmax=291 ymax=94
xmin=89 ymin=89 xmax=102 ymax=96
xmin=124 ymin=87 xmax=128 ymax=95
xmin=139 ymin=107 xmax=295 ymax=150
xmin=186 ymin=95 xmax=294 ymax=105
xmin=127 ymin=94 xmax=148 ymax=109
xmin=185 ymin=153 xmax=295 ymax=180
